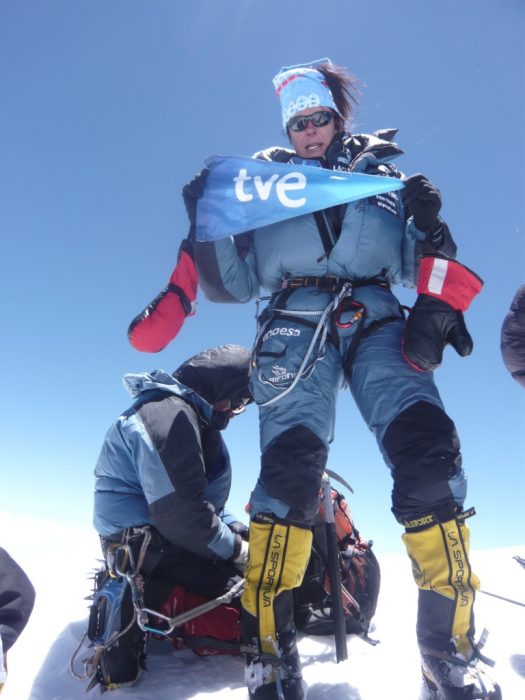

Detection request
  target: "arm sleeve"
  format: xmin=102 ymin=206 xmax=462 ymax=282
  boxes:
xmin=221 ymin=509 xmax=250 ymax=539
xmin=0 ymin=549 xmax=35 ymax=652
xmin=501 ymin=284 xmax=525 ymax=388
xmin=192 ymin=146 xmax=294 ymax=302
xmin=402 ymin=219 xmax=458 ymax=288
xmin=193 ymin=231 xmax=260 ymax=303
xmin=137 ymin=398 xmax=238 ymax=560
xmin=399 ymin=165 xmax=457 ymax=287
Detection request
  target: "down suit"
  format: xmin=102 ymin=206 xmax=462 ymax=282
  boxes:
xmin=194 ymin=130 xmax=464 ymax=527
xmin=193 ymin=129 xmax=483 ymax=699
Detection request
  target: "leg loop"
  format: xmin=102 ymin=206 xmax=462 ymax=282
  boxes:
xmin=253 ymin=284 xmax=353 ymax=407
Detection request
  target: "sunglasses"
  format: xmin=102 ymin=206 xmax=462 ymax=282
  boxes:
xmin=288 ymin=110 xmax=333 ymax=132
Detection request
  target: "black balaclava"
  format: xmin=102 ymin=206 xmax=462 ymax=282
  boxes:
xmin=173 ymin=344 xmax=252 ymax=429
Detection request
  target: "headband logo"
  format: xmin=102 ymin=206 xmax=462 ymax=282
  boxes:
xmin=283 ymin=93 xmax=322 ymax=124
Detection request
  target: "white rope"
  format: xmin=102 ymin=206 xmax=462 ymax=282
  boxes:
xmin=258 ymin=283 xmax=352 ymax=407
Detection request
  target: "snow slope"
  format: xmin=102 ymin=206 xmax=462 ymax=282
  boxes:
xmin=1 ymin=512 xmax=524 ymax=699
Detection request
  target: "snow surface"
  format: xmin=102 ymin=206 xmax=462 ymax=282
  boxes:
xmin=1 ymin=512 xmax=524 ymax=699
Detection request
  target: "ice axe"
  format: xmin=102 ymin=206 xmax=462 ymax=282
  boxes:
xmin=321 ymin=473 xmax=348 ymax=662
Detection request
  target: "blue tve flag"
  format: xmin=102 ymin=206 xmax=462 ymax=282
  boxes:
xmin=195 ymin=154 xmax=404 ymax=242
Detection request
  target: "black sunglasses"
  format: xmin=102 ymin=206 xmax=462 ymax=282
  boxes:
xmin=288 ymin=110 xmax=333 ymax=133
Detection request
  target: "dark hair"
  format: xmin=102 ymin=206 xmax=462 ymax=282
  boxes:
xmin=317 ymin=62 xmax=360 ymax=131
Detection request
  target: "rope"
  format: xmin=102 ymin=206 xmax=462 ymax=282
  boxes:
xmin=134 ymin=576 xmax=246 ymax=636
xmin=69 ymin=630 xmax=90 ymax=680
xmin=257 ymin=283 xmax=352 ymax=407
xmin=71 ymin=529 xmax=245 ymax=683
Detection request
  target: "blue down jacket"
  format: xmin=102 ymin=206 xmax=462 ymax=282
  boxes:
xmin=93 ymin=371 xmax=239 ymax=561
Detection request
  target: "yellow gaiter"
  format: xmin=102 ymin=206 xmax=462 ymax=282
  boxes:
xmin=402 ymin=517 xmax=480 ymax=658
xmin=242 ymin=520 xmax=312 ymax=657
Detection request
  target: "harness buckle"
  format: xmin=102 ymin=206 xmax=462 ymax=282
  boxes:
xmin=282 ymin=275 xmax=345 ymax=292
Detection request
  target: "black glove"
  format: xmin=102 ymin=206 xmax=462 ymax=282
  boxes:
xmin=401 ymin=173 xmax=442 ymax=233
xmin=325 ymin=132 xmax=352 ymax=170
xmin=403 ymin=296 xmax=474 ymax=371
xmin=228 ymin=520 xmax=250 ymax=541
xmin=182 ymin=168 xmax=209 ymax=230
xmin=403 ymin=256 xmax=483 ymax=371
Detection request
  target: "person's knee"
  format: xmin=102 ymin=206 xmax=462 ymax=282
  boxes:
xmin=260 ymin=425 xmax=327 ymax=522
xmin=382 ymin=401 xmax=465 ymax=522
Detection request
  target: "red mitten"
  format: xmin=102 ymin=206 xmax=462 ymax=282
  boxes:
xmin=416 ymin=255 xmax=482 ymax=311
xmin=128 ymin=240 xmax=198 ymax=352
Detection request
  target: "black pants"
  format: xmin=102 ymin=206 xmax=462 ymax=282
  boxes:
xmin=101 ymin=527 xmax=241 ymax=608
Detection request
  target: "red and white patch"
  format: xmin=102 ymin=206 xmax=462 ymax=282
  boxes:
xmin=417 ymin=256 xmax=483 ymax=311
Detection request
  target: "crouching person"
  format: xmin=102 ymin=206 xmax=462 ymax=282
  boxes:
xmin=86 ymin=345 xmax=252 ymax=691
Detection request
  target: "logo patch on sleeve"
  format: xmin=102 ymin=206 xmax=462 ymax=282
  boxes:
xmin=369 ymin=190 xmax=400 ymax=217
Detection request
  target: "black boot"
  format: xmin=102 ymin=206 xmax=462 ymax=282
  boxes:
xmin=87 ymin=570 xmax=147 ymax=690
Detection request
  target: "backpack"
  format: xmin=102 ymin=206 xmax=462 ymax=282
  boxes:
xmin=294 ymin=485 xmax=381 ymax=638
xmin=157 ymin=583 xmax=242 ymax=657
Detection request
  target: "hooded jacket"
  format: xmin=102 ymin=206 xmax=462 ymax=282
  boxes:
xmin=93 ymin=346 xmax=251 ymax=561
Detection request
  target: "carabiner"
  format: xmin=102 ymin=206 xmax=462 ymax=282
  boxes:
xmin=335 ymin=299 xmax=365 ymax=329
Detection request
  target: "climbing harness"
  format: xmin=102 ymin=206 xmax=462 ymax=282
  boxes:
xmin=253 ymin=281 xmax=354 ymax=407
xmin=71 ymin=528 xmax=245 ymax=685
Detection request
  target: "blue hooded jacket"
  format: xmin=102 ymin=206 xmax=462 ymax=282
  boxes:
xmin=94 ymin=346 xmax=251 ymax=561
xmin=193 ymin=131 xmax=457 ymax=330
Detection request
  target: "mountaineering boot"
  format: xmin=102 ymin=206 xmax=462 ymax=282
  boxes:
xmin=241 ymin=516 xmax=312 ymax=699
xmin=402 ymin=512 xmax=500 ymax=700
xmin=244 ymin=622 xmax=305 ymax=699
xmin=87 ymin=569 xmax=147 ymax=690
xmin=421 ymin=647 xmax=502 ymax=699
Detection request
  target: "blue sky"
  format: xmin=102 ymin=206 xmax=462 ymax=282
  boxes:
xmin=1 ymin=0 xmax=524 ymax=556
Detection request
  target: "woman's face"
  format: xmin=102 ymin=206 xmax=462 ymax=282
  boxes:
xmin=288 ymin=106 xmax=337 ymax=159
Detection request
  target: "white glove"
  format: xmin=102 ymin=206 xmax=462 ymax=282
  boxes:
xmin=232 ymin=539 xmax=249 ymax=573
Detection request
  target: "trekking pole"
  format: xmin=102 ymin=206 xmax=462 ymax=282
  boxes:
xmin=479 ymin=589 xmax=525 ymax=608
xmin=321 ymin=474 xmax=348 ymax=662
xmin=514 ymin=555 xmax=525 ymax=570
